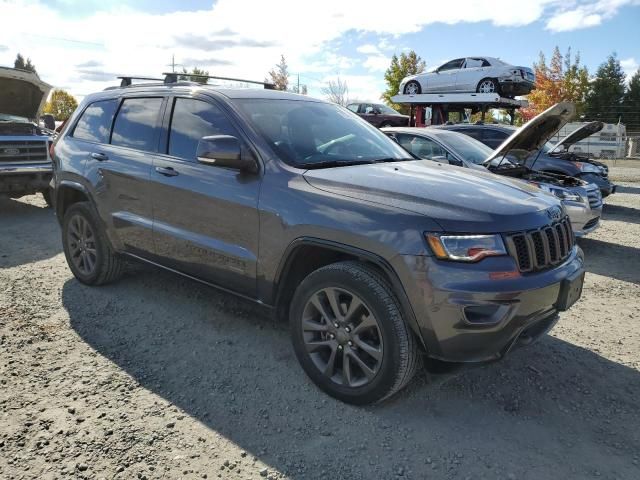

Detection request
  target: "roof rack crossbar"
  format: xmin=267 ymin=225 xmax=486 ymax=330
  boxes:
xmin=117 ymin=76 xmax=164 ymax=87
xmin=162 ymin=72 xmax=275 ymax=90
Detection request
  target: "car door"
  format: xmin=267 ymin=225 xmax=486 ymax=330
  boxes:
xmin=430 ymin=59 xmax=464 ymax=92
xmin=359 ymin=103 xmax=379 ymax=127
xmin=78 ymin=96 xmax=161 ymax=257
xmin=457 ymin=58 xmax=488 ymax=92
xmin=150 ymin=95 xmax=261 ymax=297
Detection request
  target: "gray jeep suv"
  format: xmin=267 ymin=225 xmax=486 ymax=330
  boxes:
xmin=51 ymin=77 xmax=585 ymax=404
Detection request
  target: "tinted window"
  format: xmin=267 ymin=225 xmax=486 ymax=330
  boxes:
xmin=396 ymin=134 xmax=447 ymax=159
xmin=111 ymin=97 xmax=163 ymax=152
xmin=168 ymin=98 xmax=240 ymax=161
xmin=481 ymin=129 xmax=510 ymax=148
xmin=455 ymin=127 xmax=482 ymax=141
xmin=438 ymin=59 xmax=464 ymax=71
xmin=73 ymin=100 xmax=118 ymax=143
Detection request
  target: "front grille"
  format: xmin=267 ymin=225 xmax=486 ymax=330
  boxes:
xmin=0 ymin=140 xmax=48 ymax=163
xmin=586 ymin=185 xmax=603 ymax=209
xmin=505 ymin=217 xmax=574 ymax=272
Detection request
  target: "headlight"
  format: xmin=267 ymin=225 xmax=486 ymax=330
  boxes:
xmin=575 ymin=162 xmax=601 ymax=174
xmin=537 ymin=184 xmax=585 ymax=203
xmin=426 ymin=234 xmax=507 ymax=262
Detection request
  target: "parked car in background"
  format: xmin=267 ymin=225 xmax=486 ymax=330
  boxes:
xmin=346 ymin=102 xmax=409 ymax=128
xmin=383 ymin=103 xmax=604 ymax=237
xmin=0 ymin=66 xmax=53 ymax=206
xmin=438 ymin=122 xmax=616 ymax=197
xmin=52 ymin=78 xmax=584 ymax=404
xmin=399 ymin=57 xmax=535 ymax=98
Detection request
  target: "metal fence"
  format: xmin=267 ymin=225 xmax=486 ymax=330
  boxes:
xmin=627 ymin=136 xmax=640 ymax=159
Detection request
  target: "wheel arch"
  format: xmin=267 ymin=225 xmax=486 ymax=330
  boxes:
xmin=55 ymin=181 xmax=92 ymax=224
xmin=273 ymin=237 xmax=426 ymax=349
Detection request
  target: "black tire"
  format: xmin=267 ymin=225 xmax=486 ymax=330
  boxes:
xmin=403 ymin=80 xmax=421 ymax=95
xmin=476 ymin=78 xmax=500 ymax=95
xmin=62 ymin=202 xmax=124 ymax=286
xmin=290 ymin=261 xmax=420 ymax=405
xmin=41 ymin=189 xmax=53 ymax=208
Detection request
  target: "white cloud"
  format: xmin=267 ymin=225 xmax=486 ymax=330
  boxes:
xmin=363 ymin=55 xmax=390 ymax=72
xmin=356 ymin=44 xmax=380 ymax=55
xmin=546 ymin=0 xmax=639 ymax=32
xmin=621 ymin=57 xmax=639 ymax=81
xmin=0 ymin=0 xmax=637 ymax=100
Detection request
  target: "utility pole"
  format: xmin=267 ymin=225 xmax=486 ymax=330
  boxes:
xmin=297 ymin=74 xmax=300 ymax=94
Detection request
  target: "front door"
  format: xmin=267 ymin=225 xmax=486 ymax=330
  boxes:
xmin=430 ymin=58 xmax=464 ymax=92
xmin=151 ymin=96 xmax=261 ymax=297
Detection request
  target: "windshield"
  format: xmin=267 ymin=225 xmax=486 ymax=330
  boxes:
xmin=235 ymin=99 xmax=412 ymax=168
xmin=375 ymin=104 xmax=401 ymax=115
xmin=434 ymin=130 xmax=494 ymax=164
xmin=0 ymin=113 xmax=30 ymax=123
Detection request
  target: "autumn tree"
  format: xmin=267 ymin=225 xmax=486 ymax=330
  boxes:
xmin=322 ymin=77 xmax=349 ymax=106
xmin=584 ymin=54 xmax=626 ymax=124
xmin=179 ymin=67 xmax=209 ymax=84
xmin=14 ymin=53 xmax=37 ymax=73
xmin=382 ymin=51 xmax=425 ymax=114
xmin=267 ymin=55 xmax=289 ymax=91
xmin=43 ymin=89 xmax=78 ymax=121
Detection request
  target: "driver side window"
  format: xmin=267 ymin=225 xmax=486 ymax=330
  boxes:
xmin=438 ymin=59 xmax=464 ymax=72
xmin=397 ymin=134 xmax=446 ymax=160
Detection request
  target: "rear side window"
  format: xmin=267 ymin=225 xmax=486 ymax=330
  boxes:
xmin=481 ymin=129 xmax=509 ymax=148
xmin=111 ymin=97 xmax=163 ymax=152
xmin=168 ymin=98 xmax=240 ymax=161
xmin=73 ymin=99 xmax=118 ymax=143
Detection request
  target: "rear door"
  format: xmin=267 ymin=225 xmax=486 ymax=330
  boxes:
xmin=150 ymin=95 xmax=261 ymax=297
xmin=74 ymin=96 xmax=161 ymax=257
xmin=457 ymin=58 xmax=489 ymax=91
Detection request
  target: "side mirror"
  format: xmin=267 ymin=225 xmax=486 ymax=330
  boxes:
xmin=196 ymin=135 xmax=257 ymax=173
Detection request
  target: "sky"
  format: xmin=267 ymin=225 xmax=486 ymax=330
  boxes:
xmin=0 ymin=0 xmax=639 ymax=102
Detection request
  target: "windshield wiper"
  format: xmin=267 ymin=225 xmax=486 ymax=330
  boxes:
xmin=298 ymin=159 xmax=376 ymax=169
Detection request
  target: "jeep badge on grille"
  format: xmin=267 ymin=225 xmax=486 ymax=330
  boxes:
xmin=546 ymin=206 xmax=562 ymax=221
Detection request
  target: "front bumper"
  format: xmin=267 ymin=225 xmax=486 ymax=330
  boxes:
xmin=0 ymin=163 xmax=52 ymax=196
xmin=564 ymin=201 xmax=601 ymax=237
xmin=397 ymin=247 xmax=584 ymax=363
xmin=578 ymin=172 xmax=615 ymax=197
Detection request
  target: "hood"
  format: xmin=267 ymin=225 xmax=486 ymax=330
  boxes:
xmin=303 ymin=160 xmax=561 ymax=233
xmin=550 ymin=121 xmax=604 ymax=153
xmin=484 ymin=102 xmax=576 ymax=166
xmin=0 ymin=67 xmax=52 ymax=120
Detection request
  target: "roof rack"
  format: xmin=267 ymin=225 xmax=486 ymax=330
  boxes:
xmin=117 ymin=76 xmax=164 ymax=87
xmin=162 ymin=72 xmax=275 ymax=90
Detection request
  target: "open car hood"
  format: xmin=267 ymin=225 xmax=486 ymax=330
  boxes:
xmin=0 ymin=66 xmax=52 ymax=120
xmin=549 ymin=121 xmax=604 ymax=153
xmin=484 ymin=102 xmax=576 ymax=166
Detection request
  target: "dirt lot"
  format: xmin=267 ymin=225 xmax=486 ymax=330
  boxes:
xmin=1 ymin=167 xmax=639 ymax=480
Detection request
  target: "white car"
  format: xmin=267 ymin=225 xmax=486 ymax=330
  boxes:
xmin=399 ymin=57 xmax=535 ymax=98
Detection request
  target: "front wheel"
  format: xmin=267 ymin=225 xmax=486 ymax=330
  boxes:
xmin=62 ymin=202 xmax=124 ymax=285
xmin=290 ymin=261 xmax=420 ymax=405
xmin=476 ymin=78 xmax=500 ymax=95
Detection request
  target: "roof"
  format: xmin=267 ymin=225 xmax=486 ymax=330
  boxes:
xmin=433 ymin=123 xmax=517 ymax=132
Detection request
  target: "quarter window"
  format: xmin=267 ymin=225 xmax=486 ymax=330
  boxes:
xmin=168 ymin=98 xmax=240 ymax=161
xmin=111 ymin=97 xmax=163 ymax=152
xmin=72 ymin=99 xmax=118 ymax=143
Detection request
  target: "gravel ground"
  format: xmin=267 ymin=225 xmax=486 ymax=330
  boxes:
xmin=1 ymin=169 xmax=639 ymax=480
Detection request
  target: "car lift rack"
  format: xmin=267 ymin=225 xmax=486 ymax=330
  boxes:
xmin=390 ymin=92 xmax=528 ymax=126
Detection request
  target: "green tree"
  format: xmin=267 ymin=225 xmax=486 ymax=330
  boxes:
xmin=43 ymin=89 xmax=78 ymax=121
xmin=382 ymin=51 xmax=425 ymax=114
xmin=180 ymin=67 xmax=209 ymax=84
xmin=267 ymin=55 xmax=289 ymax=91
xmin=14 ymin=53 xmax=37 ymax=73
xmin=584 ymin=54 xmax=626 ymax=123
xmin=623 ymin=69 xmax=640 ymax=132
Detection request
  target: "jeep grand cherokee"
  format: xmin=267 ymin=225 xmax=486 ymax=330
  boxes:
xmin=51 ymin=77 xmax=585 ymax=404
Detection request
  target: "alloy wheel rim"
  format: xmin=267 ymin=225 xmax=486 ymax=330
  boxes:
xmin=406 ymin=83 xmax=419 ymax=95
xmin=479 ymin=80 xmax=496 ymax=93
xmin=67 ymin=214 xmax=98 ymax=276
xmin=301 ymin=287 xmax=383 ymax=388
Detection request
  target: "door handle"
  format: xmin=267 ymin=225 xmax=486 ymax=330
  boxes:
xmin=155 ymin=166 xmax=179 ymax=177
xmin=91 ymin=152 xmax=108 ymax=161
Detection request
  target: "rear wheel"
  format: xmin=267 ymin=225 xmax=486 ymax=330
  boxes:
xmin=290 ymin=261 xmax=420 ymax=404
xmin=403 ymin=81 xmax=421 ymax=95
xmin=62 ymin=202 xmax=124 ymax=285
xmin=476 ymin=78 xmax=500 ymax=95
